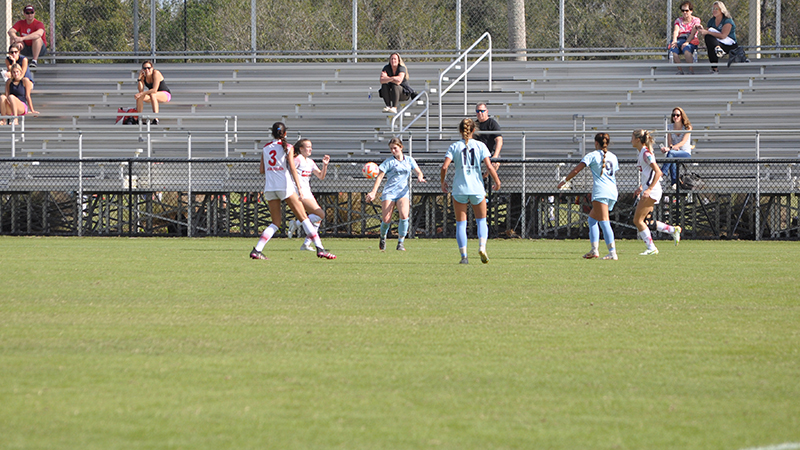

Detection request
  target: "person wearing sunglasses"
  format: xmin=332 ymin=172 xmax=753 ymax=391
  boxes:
xmin=135 ymin=61 xmax=171 ymax=125
xmin=669 ymin=1 xmax=701 ymax=75
xmin=5 ymin=46 xmax=33 ymax=85
xmin=474 ymin=103 xmax=503 ymax=165
xmin=660 ymin=107 xmax=693 ymax=189
xmin=7 ymin=5 xmax=47 ymax=68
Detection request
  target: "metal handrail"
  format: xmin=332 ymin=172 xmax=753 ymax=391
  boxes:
xmin=438 ymin=32 xmax=492 ymax=134
xmin=391 ymin=91 xmax=430 ymax=151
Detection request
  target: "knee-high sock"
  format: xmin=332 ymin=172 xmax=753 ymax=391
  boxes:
xmin=301 ymin=218 xmax=323 ymax=249
xmin=588 ymin=217 xmax=600 ymax=245
xmin=639 ymin=228 xmax=656 ymax=250
xmin=656 ymin=221 xmax=674 ymax=234
xmin=304 ymin=214 xmax=322 ymax=245
xmin=476 ymin=217 xmax=488 ymax=251
xmin=599 ymin=220 xmax=615 ymax=251
xmin=456 ymin=220 xmax=468 ymax=257
xmin=379 ymin=221 xmax=390 ymax=239
xmin=255 ymin=223 xmax=279 ymax=252
xmin=397 ymin=218 xmax=409 ymax=243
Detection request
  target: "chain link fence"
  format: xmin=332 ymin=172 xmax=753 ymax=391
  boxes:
xmin=9 ymin=0 xmax=798 ymax=61
xmin=2 ymin=158 xmax=798 ymax=240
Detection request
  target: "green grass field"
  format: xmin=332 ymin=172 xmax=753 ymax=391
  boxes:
xmin=2 ymin=236 xmax=799 ymax=450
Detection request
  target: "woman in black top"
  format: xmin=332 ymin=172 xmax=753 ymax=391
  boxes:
xmin=135 ymin=60 xmax=171 ymax=125
xmin=0 ymin=63 xmax=36 ymax=125
xmin=379 ymin=53 xmax=414 ymax=115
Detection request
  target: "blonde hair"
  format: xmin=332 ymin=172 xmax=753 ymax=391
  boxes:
xmin=389 ymin=52 xmax=409 ymax=80
xmin=712 ymin=1 xmax=731 ymax=18
xmin=459 ymin=118 xmax=476 ymax=143
xmin=633 ymin=129 xmax=656 ymax=151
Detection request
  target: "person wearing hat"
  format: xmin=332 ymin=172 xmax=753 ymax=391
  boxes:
xmin=8 ymin=5 xmax=48 ymax=68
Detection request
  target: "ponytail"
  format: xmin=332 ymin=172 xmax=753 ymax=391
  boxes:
xmin=594 ymin=133 xmax=610 ymax=168
xmin=633 ymin=129 xmax=655 ymax=152
xmin=272 ymin=121 xmax=288 ymax=152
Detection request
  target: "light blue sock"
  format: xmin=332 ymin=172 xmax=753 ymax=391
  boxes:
xmin=476 ymin=217 xmax=488 ymax=250
xmin=379 ymin=221 xmax=390 ymax=239
xmin=456 ymin=221 xmax=468 ymax=256
xmin=599 ymin=220 xmax=615 ymax=250
xmin=588 ymin=217 xmax=600 ymax=245
xmin=397 ymin=219 xmax=409 ymax=243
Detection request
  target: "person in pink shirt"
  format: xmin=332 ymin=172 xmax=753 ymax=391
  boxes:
xmin=669 ymin=1 xmax=701 ymax=75
xmin=7 ymin=5 xmax=47 ymax=68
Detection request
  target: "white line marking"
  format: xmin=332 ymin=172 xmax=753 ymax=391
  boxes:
xmin=739 ymin=444 xmax=800 ymax=450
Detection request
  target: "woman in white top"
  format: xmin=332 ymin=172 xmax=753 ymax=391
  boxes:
xmin=660 ymin=107 xmax=693 ymax=188
xmin=632 ymin=129 xmax=682 ymax=256
xmin=289 ymin=139 xmax=330 ymax=251
xmin=249 ymin=122 xmax=335 ymax=260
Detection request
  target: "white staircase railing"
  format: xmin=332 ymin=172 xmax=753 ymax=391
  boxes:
xmin=391 ymin=91 xmax=430 ymax=151
xmin=438 ymin=32 xmax=492 ymax=133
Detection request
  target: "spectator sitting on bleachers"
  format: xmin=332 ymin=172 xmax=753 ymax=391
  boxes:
xmin=379 ymin=53 xmax=415 ymax=115
xmin=669 ymin=1 xmax=701 ymax=75
xmin=0 ymin=63 xmax=37 ymax=125
xmin=136 ymin=60 xmax=171 ymax=125
xmin=660 ymin=107 xmax=693 ymax=189
xmin=5 ymin=46 xmax=33 ymax=85
xmin=694 ymin=1 xmax=748 ymax=74
xmin=7 ymin=5 xmax=47 ymax=68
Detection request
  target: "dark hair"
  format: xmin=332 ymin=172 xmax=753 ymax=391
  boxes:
xmin=595 ymin=133 xmax=611 ymax=169
xmin=459 ymin=118 xmax=476 ymax=143
xmin=679 ymin=1 xmax=694 ymax=11
xmin=272 ymin=122 xmax=288 ymax=152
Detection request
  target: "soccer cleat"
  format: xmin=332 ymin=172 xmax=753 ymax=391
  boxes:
xmin=300 ymin=241 xmax=315 ymax=251
xmin=396 ymin=242 xmax=405 ymax=251
xmin=287 ymin=220 xmax=297 ymax=238
xmin=379 ymin=238 xmax=386 ymax=251
xmin=459 ymin=256 xmax=469 ymax=264
xmin=479 ymin=249 xmax=489 ymax=264
xmin=602 ymin=252 xmax=618 ymax=260
xmin=672 ymin=226 xmax=682 ymax=246
xmin=583 ymin=251 xmax=599 ymax=259
xmin=316 ymin=248 xmax=336 ymax=259
xmin=639 ymin=248 xmax=659 ymax=256
xmin=249 ymin=248 xmax=267 ymax=260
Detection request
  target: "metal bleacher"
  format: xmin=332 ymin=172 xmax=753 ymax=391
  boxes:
xmin=3 ymin=56 xmax=800 ymax=159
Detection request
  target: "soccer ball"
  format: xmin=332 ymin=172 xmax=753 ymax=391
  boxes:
xmin=362 ymin=162 xmax=380 ymax=179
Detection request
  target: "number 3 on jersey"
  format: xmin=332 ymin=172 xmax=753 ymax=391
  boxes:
xmin=267 ymin=149 xmax=278 ymax=167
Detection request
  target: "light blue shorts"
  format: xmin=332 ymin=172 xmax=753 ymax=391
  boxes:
xmin=381 ymin=192 xmax=409 ymax=202
xmin=453 ymin=194 xmax=485 ymax=205
xmin=594 ymin=197 xmax=616 ymax=212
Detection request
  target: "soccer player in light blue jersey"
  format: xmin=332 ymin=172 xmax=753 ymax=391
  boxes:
xmin=440 ymin=118 xmax=501 ymax=264
xmin=558 ymin=133 xmax=619 ymax=260
xmin=366 ymin=137 xmax=426 ymax=251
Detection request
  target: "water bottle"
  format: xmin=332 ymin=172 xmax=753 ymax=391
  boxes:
xmin=368 ymin=86 xmax=372 ymax=100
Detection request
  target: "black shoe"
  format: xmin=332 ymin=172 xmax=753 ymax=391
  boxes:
xmin=150 ymin=118 xmax=159 ymax=125
xmin=30 ymin=60 xmax=37 ymax=68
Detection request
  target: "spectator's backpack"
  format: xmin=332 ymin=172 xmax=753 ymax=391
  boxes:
xmin=116 ymin=107 xmax=139 ymax=125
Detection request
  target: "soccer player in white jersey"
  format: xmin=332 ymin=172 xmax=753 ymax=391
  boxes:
xmin=631 ymin=129 xmax=682 ymax=256
xmin=249 ymin=122 xmax=335 ymax=260
xmin=365 ymin=137 xmax=426 ymax=251
xmin=558 ymin=133 xmax=619 ymax=260
xmin=440 ymin=118 xmax=501 ymax=264
xmin=289 ymin=139 xmax=330 ymax=251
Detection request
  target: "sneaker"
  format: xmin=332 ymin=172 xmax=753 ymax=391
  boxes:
xmin=459 ymin=256 xmax=469 ymax=264
xmin=715 ymin=46 xmax=724 ymax=59
xmin=300 ymin=241 xmax=316 ymax=251
xmin=30 ymin=60 xmax=37 ymax=68
xmin=150 ymin=118 xmax=159 ymax=125
xmin=672 ymin=226 xmax=682 ymax=246
xmin=396 ymin=242 xmax=405 ymax=251
xmin=379 ymin=238 xmax=386 ymax=251
xmin=602 ymin=252 xmax=618 ymax=260
xmin=316 ymin=248 xmax=336 ymax=259
xmin=582 ymin=251 xmax=599 ymax=259
xmin=388 ymin=107 xmax=397 ymax=114
xmin=710 ymin=69 xmax=719 ymax=75
xmin=382 ymin=106 xmax=391 ymax=113
xmin=676 ymin=69 xmax=684 ymax=75
xmin=249 ymin=248 xmax=267 ymax=260
xmin=479 ymin=249 xmax=489 ymax=264
xmin=639 ymin=248 xmax=659 ymax=256
xmin=287 ymin=220 xmax=297 ymax=238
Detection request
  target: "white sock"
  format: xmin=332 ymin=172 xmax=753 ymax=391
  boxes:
xmin=304 ymin=215 xmax=321 ymax=246
xmin=301 ymin=218 xmax=323 ymax=248
xmin=638 ymin=229 xmax=656 ymax=250
xmin=591 ymin=242 xmax=599 ymax=254
xmin=255 ymin=224 xmax=279 ymax=252
xmin=656 ymin=221 xmax=674 ymax=234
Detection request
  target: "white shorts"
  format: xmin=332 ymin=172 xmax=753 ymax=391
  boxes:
xmin=643 ymin=186 xmax=663 ymax=204
xmin=263 ymin=188 xmax=295 ymax=201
